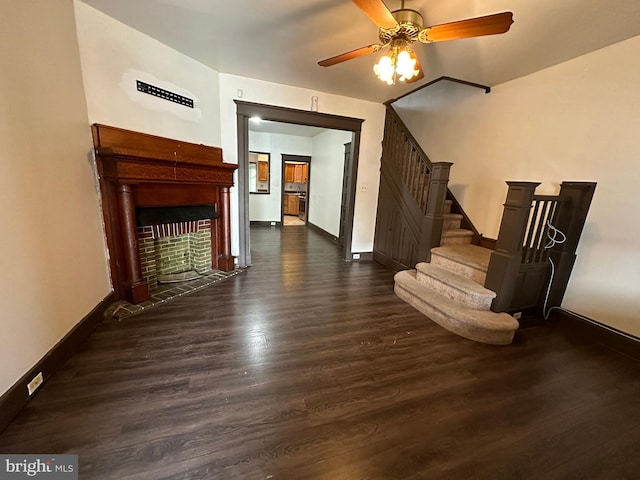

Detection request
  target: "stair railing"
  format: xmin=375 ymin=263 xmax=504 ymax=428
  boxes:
xmin=373 ymin=106 xmax=451 ymax=269
xmin=484 ymin=181 xmax=596 ymax=313
xmin=522 ymin=194 xmax=564 ymax=265
xmin=383 ymin=107 xmax=434 ymax=214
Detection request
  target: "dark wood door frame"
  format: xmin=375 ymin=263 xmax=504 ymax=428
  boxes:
xmin=339 ymin=142 xmax=352 ymax=246
xmin=235 ymin=100 xmax=364 ymax=266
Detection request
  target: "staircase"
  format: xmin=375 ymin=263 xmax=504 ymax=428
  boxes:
xmin=394 ymin=200 xmax=519 ymax=345
xmin=375 ymin=104 xmax=595 ymax=346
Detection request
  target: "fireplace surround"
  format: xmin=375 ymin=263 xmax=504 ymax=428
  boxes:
xmin=92 ymin=124 xmax=237 ymax=304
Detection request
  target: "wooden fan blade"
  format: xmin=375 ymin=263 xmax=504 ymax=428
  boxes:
xmin=352 ymin=0 xmax=398 ymax=29
xmin=419 ymin=12 xmax=514 ymax=43
xmin=318 ymin=44 xmax=383 ymax=67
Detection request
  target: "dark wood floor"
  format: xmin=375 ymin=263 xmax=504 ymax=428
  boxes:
xmin=1 ymin=226 xmax=639 ymax=479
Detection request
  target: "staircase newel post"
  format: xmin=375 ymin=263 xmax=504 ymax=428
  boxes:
xmin=485 ymin=182 xmax=540 ymax=312
xmin=545 ymin=182 xmax=596 ymax=308
xmin=419 ymin=162 xmax=453 ymax=261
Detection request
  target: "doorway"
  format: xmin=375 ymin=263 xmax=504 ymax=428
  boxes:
xmin=235 ymin=101 xmax=364 ymax=267
xmin=282 ymin=155 xmax=310 ymax=226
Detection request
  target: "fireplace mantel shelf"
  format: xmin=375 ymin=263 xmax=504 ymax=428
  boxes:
xmin=98 ymin=146 xmax=237 ymax=185
xmin=97 ymin=146 xmax=238 ymax=172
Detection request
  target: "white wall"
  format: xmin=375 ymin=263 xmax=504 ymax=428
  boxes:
xmin=0 ymin=0 xmax=111 ymax=396
xmin=309 ymin=130 xmax=353 ymax=237
xmin=248 ymin=132 xmax=312 ymax=222
xmin=74 ymin=1 xmax=221 ymax=147
xmin=219 ymin=74 xmax=386 ymax=255
xmin=73 ymin=6 xmax=386 ymax=256
xmin=394 ymin=35 xmax=640 ymax=336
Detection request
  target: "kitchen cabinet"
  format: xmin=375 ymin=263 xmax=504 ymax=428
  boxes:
xmin=283 ymin=193 xmax=299 ymax=215
xmin=285 ymin=163 xmax=308 ymax=184
xmin=285 ymin=164 xmax=295 ymax=183
xmin=258 ymin=161 xmax=269 ymax=182
xmin=289 ymin=195 xmax=299 ymax=215
xmin=294 ymin=164 xmax=308 ymax=183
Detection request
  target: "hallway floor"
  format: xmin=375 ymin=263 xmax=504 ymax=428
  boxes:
xmin=283 ymin=214 xmax=305 ymax=226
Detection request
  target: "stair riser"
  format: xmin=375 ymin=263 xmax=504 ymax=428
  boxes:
xmin=443 ymin=217 xmax=462 ymax=231
xmin=416 ymin=270 xmax=493 ymax=310
xmin=431 ymin=254 xmax=487 ymax=285
xmin=444 ymin=200 xmax=452 ymax=214
xmin=394 ymin=271 xmax=517 ymax=345
xmin=395 ymin=285 xmax=515 ymax=345
xmin=440 ymin=232 xmax=473 ymax=246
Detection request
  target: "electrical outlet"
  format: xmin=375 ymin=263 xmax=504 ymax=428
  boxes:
xmin=513 ymin=312 xmax=522 ymax=320
xmin=27 ymin=372 xmax=43 ymax=396
xmin=353 ymin=253 xmax=361 ymax=260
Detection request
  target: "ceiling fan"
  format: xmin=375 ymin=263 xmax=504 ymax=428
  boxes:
xmin=318 ymin=0 xmax=514 ymax=85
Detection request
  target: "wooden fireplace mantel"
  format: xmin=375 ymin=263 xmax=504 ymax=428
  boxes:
xmin=92 ymin=124 xmax=237 ymax=304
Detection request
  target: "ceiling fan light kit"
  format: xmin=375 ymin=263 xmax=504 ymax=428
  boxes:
xmin=318 ymin=0 xmax=514 ymax=86
xmin=373 ymin=40 xmax=419 ymax=85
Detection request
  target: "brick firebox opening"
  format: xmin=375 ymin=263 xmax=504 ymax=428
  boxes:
xmin=136 ymin=204 xmax=218 ymax=287
xmin=138 ymin=219 xmax=213 ymax=287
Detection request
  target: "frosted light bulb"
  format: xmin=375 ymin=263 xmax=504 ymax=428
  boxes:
xmin=374 ymin=55 xmax=395 ymax=85
xmin=396 ymin=50 xmax=418 ymax=81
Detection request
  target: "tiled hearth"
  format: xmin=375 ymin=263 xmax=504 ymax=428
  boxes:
xmin=106 ymin=268 xmax=243 ymax=320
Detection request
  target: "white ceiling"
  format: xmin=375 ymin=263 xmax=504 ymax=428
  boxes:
xmin=81 ymin=0 xmax=640 ymax=103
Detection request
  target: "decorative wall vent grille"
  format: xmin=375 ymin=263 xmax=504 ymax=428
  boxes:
xmin=136 ymin=80 xmax=194 ymax=108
